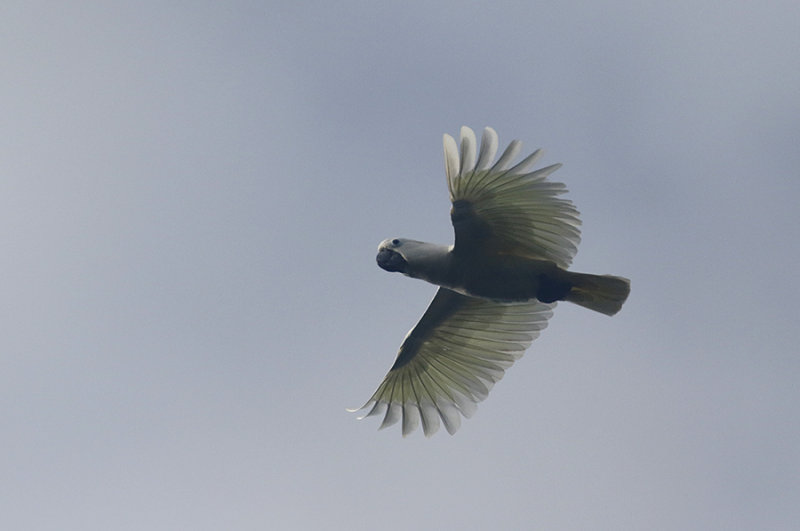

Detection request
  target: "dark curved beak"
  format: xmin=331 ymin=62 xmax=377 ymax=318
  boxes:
xmin=376 ymin=248 xmax=408 ymax=273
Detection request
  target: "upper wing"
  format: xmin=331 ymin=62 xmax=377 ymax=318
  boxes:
xmin=444 ymin=126 xmax=582 ymax=268
xmin=353 ymin=288 xmax=555 ymax=436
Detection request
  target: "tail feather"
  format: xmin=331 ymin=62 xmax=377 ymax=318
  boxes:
xmin=564 ymin=272 xmax=630 ymax=316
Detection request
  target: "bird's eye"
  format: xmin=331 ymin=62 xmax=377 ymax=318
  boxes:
xmin=392 ymin=239 xmax=401 ymax=246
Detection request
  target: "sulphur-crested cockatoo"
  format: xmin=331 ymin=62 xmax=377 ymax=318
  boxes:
xmin=353 ymin=126 xmax=630 ymax=437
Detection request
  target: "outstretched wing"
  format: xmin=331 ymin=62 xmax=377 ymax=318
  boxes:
xmin=444 ymin=126 xmax=582 ymax=268
xmin=353 ymin=288 xmax=555 ymax=436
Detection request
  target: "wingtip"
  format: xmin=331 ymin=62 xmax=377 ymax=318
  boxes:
xmin=459 ymin=126 xmax=477 ymax=175
xmin=476 ymin=127 xmax=499 ymax=171
xmin=443 ymin=133 xmax=461 ymax=188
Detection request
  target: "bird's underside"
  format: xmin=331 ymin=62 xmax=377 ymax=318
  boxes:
xmin=352 ymin=126 xmax=630 ymax=437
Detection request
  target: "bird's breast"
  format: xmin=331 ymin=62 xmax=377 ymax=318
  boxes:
xmin=456 ymin=254 xmax=559 ymax=302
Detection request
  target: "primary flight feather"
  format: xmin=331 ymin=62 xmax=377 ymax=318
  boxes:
xmin=353 ymin=126 xmax=630 ymax=437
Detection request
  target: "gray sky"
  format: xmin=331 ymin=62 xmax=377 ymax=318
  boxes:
xmin=2 ymin=1 xmax=798 ymax=529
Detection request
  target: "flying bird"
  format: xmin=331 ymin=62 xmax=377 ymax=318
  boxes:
xmin=352 ymin=126 xmax=630 ymax=437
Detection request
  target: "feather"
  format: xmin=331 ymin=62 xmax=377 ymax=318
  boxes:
xmin=354 ymin=126 xmax=628 ymax=437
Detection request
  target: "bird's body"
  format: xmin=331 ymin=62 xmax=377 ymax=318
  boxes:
xmin=353 ymin=127 xmax=630 ymax=437
xmin=377 ymin=237 xmax=629 ymax=311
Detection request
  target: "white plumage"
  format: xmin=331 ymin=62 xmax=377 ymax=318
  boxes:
xmin=352 ymin=127 xmax=630 ymax=436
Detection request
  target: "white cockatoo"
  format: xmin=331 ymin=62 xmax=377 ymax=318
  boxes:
xmin=353 ymin=126 xmax=630 ymax=437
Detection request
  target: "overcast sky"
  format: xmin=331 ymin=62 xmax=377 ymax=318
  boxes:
xmin=2 ymin=2 xmax=799 ymax=530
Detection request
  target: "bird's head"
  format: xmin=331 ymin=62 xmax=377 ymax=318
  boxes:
xmin=376 ymin=238 xmax=452 ymax=279
xmin=376 ymin=238 xmax=410 ymax=273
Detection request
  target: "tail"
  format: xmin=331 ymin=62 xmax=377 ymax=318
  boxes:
xmin=564 ymin=272 xmax=631 ymax=316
